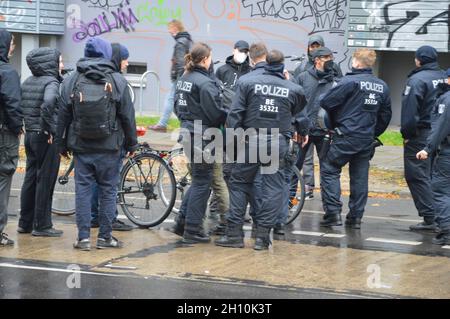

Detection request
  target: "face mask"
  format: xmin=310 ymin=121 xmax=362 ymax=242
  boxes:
xmin=234 ymin=52 xmax=247 ymax=64
xmin=324 ymin=60 xmax=334 ymax=73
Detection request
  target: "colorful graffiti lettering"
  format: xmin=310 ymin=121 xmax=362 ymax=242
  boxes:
xmin=73 ymin=0 xmax=139 ymax=42
xmin=136 ymin=0 xmax=182 ymax=26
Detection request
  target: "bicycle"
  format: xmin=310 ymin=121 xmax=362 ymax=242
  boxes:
xmin=285 ymin=141 xmax=306 ymax=225
xmin=161 ymin=147 xmax=191 ymax=214
xmin=52 ymin=128 xmax=178 ymax=228
xmin=117 ymin=141 xmax=176 ymax=227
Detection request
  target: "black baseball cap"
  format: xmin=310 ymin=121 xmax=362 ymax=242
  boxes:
xmin=234 ymin=40 xmax=249 ymax=51
xmin=311 ymin=47 xmax=333 ymax=60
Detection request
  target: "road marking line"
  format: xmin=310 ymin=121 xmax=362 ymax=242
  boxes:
xmin=302 ymin=209 xmax=422 ymax=223
xmin=443 ymin=246 xmax=450 ymax=250
xmin=365 ymin=237 xmax=422 ymax=246
xmin=291 ymin=230 xmax=324 ymax=237
xmin=323 ymin=234 xmax=346 ymax=238
xmin=0 ymin=263 xmax=130 ymax=278
xmin=104 ymin=264 xmax=138 ymax=270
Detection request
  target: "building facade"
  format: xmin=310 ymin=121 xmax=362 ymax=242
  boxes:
xmin=1 ymin=0 xmax=449 ymax=124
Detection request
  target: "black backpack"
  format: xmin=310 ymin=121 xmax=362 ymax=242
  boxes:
xmin=71 ymin=70 xmax=116 ymax=139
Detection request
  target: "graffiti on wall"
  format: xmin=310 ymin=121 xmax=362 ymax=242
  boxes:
xmin=241 ymin=0 xmax=348 ymax=34
xmin=70 ymin=0 xmax=139 ymax=42
xmin=352 ymin=0 xmax=449 ymax=50
xmin=136 ymin=0 xmax=183 ymax=26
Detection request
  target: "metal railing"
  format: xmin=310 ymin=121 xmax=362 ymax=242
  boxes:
xmin=138 ymin=71 xmax=161 ymax=116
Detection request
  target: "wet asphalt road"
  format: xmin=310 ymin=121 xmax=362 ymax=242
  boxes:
xmin=1 ymin=172 xmax=449 ymax=299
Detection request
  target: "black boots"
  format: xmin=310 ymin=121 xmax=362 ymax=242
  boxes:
xmin=169 ymin=214 xmax=185 ymax=237
xmin=273 ymin=223 xmax=285 ymax=236
xmin=432 ymin=230 xmax=450 ymax=245
xmin=182 ymin=223 xmax=211 ymax=244
xmin=254 ymin=226 xmax=271 ymax=251
xmin=345 ymin=216 xmax=362 ymax=229
xmin=320 ymin=214 xmax=342 ymax=227
xmin=410 ymin=217 xmax=439 ymax=232
xmin=215 ymin=223 xmax=244 ymax=248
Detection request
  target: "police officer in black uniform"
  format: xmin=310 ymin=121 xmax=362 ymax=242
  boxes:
xmin=215 ymin=50 xmax=307 ymax=250
xmin=319 ymin=48 xmax=392 ymax=228
xmin=174 ymin=42 xmax=227 ymax=244
xmin=416 ymin=68 xmax=450 ymax=245
xmin=401 ymin=45 xmax=447 ymax=232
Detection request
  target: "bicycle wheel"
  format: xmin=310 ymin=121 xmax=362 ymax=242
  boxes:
xmin=118 ymin=152 xmax=176 ymax=227
xmin=163 ymin=148 xmax=191 ymax=214
xmin=52 ymin=156 xmax=76 ymax=216
xmin=285 ymin=165 xmax=306 ymax=225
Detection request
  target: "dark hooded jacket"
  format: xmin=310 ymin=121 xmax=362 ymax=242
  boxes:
xmin=56 ymin=58 xmax=138 ymax=154
xmin=171 ymin=31 xmax=193 ymax=82
xmin=293 ymin=35 xmax=343 ymax=79
xmin=21 ymin=47 xmax=61 ymax=134
xmin=0 ymin=30 xmax=22 ymax=135
xmin=215 ymin=55 xmax=251 ymax=90
xmin=296 ymin=65 xmax=339 ymax=136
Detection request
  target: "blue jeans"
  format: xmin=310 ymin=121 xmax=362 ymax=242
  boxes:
xmin=91 ymin=149 xmax=126 ymax=223
xmin=157 ymin=83 xmax=176 ymax=127
xmin=74 ymin=151 xmax=121 ymax=240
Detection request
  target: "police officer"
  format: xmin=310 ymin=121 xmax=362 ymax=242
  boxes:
xmin=215 ymin=50 xmax=307 ymax=250
xmin=319 ymin=48 xmax=392 ymax=228
xmin=416 ymin=68 xmax=450 ymax=245
xmin=173 ymin=42 xmax=227 ymax=244
xmin=401 ymin=45 xmax=447 ymax=232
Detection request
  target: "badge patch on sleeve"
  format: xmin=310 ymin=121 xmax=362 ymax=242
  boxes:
xmin=438 ymin=103 xmax=446 ymax=114
xmin=404 ymin=86 xmax=411 ymax=96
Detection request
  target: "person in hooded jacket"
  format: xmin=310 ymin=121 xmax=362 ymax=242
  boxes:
xmin=215 ymin=40 xmax=251 ymax=90
xmin=18 ymin=48 xmax=64 ymax=237
xmin=150 ymin=20 xmax=193 ymax=132
xmin=0 ymin=30 xmax=22 ymax=247
xmin=401 ymin=45 xmax=447 ymax=232
xmin=293 ymin=35 xmax=343 ymax=201
xmin=56 ymin=37 xmax=138 ymax=251
xmin=90 ymin=43 xmax=134 ymax=232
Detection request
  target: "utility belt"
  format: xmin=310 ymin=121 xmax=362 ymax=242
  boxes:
xmin=26 ymin=129 xmax=49 ymax=135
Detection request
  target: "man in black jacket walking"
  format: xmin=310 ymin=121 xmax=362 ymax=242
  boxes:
xmin=0 ymin=30 xmax=22 ymax=247
xmin=56 ymin=37 xmax=138 ymax=251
